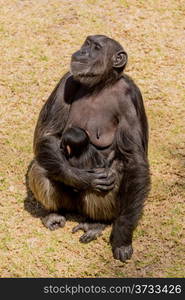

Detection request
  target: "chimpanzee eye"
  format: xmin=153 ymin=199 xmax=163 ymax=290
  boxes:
xmin=94 ymin=43 xmax=101 ymax=51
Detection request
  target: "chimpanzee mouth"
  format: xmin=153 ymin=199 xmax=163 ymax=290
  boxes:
xmin=70 ymin=62 xmax=97 ymax=79
xmin=78 ymin=73 xmax=97 ymax=78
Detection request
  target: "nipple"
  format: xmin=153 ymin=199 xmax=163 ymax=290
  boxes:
xmin=96 ymin=129 xmax=100 ymax=139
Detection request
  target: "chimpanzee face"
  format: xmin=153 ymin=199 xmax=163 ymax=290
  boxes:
xmin=70 ymin=35 xmax=127 ymax=87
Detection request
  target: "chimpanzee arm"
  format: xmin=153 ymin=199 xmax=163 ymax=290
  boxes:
xmin=33 ymin=73 xmax=114 ymax=191
xmin=111 ymin=83 xmax=151 ymax=262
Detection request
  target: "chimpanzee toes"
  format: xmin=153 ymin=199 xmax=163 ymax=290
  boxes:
xmin=113 ymin=245 xmax=133 ymax=262
xmin=72 ymin=223 xmax=89 ymax=233
xmin=79 ymin=230 xmax=99 ymax=243
xmin=80 ymin=229 xmax=102 ymax=243
xmin=42 ymin=213 xmax=66 ymax=230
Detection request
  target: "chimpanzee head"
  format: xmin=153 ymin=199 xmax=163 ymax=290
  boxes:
xmin=61 ymin=127 xmax=89 ymax=158
xmin=70 ymin=35 xmax=127 ymax=87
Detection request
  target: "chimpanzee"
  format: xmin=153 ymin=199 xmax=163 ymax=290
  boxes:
xmin=28 ymin=35 xmax=150 ymax=262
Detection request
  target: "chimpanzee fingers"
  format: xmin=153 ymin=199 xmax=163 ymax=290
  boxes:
xmin=95 ymin=183 xmax=115 ymax=192
xmin=93 ymin=168 xmax=107 ymax=173
xmin=88 ymin=169 xmax=116 ymax=184
xmin=93 ymin=176 xmax=115 ymax=190
xmin=113 ymin=245 xmax=133 ymax=262
xmin=87 ymin=168 xmax=108 ymax=176
xmin=93 ymin=174 xmax=115 ymax=186
xmin=95 ymin=173 xmax=109 ymax=180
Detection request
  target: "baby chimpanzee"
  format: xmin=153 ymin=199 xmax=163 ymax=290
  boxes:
xmin=61 ymin=127 xmax=114 ymax=169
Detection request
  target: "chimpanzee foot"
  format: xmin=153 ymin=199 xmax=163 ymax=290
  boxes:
xmin=113 ymin=245 xmax=133 ymax=262
xmin=72 ymin=222 xmax=107 ymax=243
xmin=42 ymin=213 xmax=66 ymax=230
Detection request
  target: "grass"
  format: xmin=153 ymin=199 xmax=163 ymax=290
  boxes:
xmin=0 ymin=0 xmax=184 ymax=277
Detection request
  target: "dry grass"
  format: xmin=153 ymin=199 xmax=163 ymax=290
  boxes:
xmin=0 ymin=0 xmax=184 ymax=277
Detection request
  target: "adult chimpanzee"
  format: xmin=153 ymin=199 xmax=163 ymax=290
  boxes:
xmin=28 ymin=35 xmax=150 ymax=262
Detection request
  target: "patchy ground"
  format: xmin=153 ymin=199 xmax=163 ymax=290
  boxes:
xmin=0 ymin=0 xmax=184 ymax=277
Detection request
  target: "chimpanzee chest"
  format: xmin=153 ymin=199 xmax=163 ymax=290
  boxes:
xmin=66 ymin=92 xmax=119 ymax=148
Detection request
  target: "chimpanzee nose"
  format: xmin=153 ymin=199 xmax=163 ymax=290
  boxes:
xmin=71 ymin=51 xmax=80 ymax=62
xmin=80 ymin=49 xmax=88 ymax=56
xmin=72 ymin=50 xmax=89 ymax=62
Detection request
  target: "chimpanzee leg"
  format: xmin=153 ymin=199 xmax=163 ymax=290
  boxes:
xmin=28 ymin=160 xmax=67 ymax=230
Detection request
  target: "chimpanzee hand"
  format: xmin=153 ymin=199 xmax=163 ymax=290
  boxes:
xmin=65 ymin=167 xmax=116 ymax=192
xmin=87 ymin=168 xmax=116 ymax=192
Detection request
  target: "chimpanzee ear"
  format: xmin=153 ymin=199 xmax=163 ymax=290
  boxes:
xmin=112 ymin=51 xmax=128 ymax=69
